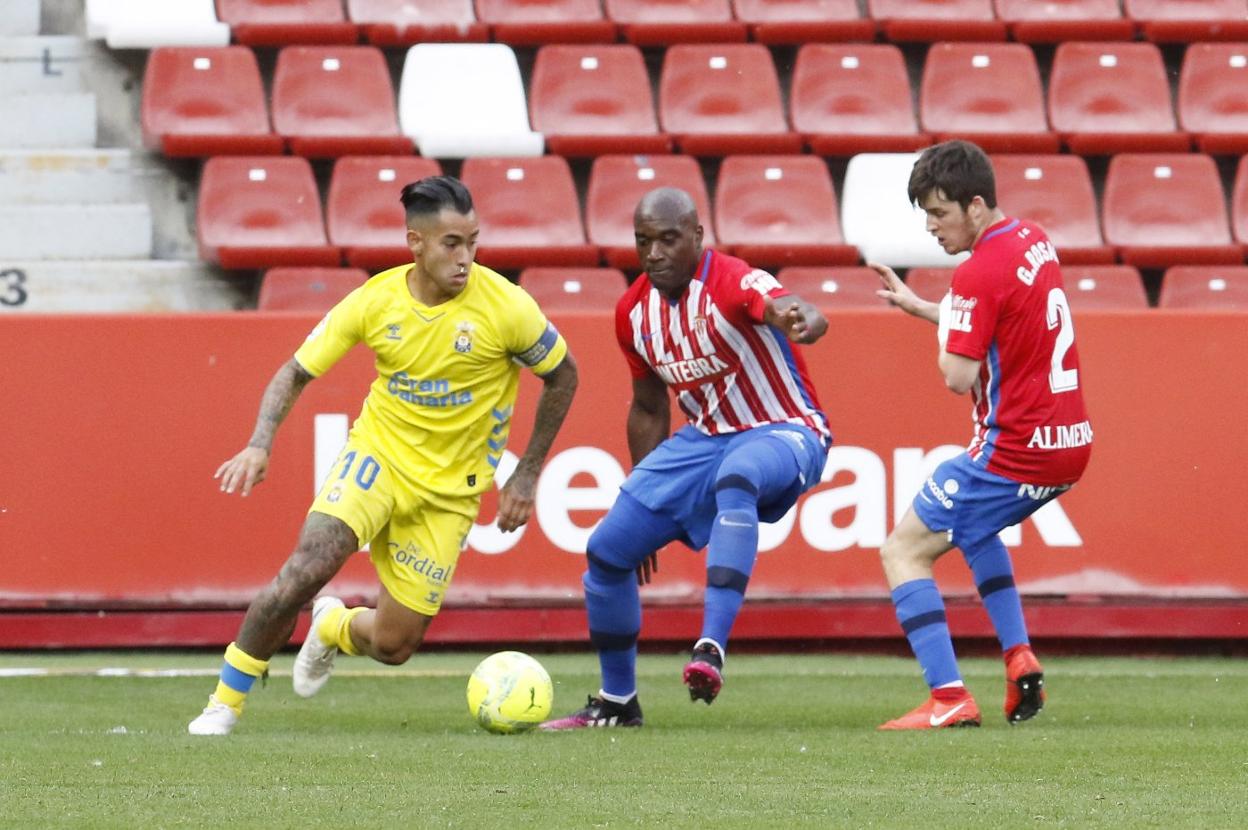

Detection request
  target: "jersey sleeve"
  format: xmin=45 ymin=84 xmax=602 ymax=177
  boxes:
xmin=727 ymin=265 xmax=790 ymax=323
xmin=292 ymin=287 xmax=366 ymax=377
xmin=614 ymin=292 xmax=652 ymax=380
xmin=505 ymin=287 xmax=568 ymax=377
xmin=944 ymin=259 xmax=1001 ymax=361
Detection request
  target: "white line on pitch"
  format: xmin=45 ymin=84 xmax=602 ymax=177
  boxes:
xmin=0 ymin=668 xmax=465 ymax=678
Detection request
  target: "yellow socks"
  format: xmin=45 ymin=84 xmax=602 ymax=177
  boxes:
xmin=212 ymin=642 xmax=270 ymax=714
xmin=316 ymin=605 xmax=367 ymax=657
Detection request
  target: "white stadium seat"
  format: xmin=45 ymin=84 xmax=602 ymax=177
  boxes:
xmin=86 ymin=0 xmax=230 ymax=48
xmin=840 ymin=152 xmax=969 ymax=269
xmin=398 ymin=43 xmax=543 ymax=158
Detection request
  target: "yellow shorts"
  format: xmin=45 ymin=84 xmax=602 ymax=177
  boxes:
xmin=310 ymin=437 xmax=478 ymax=616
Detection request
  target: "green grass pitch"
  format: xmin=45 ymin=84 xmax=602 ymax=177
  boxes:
xmin=1 ymin=651 xmax=1245 ymax=828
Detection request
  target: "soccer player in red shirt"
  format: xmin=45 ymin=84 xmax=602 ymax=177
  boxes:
xmin=871 ymin=140 xmax=1093 ymax=729
xmin=542 ymin=187 xmax=832 ymax=729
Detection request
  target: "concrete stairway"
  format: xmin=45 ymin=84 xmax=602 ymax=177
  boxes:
xmin=0 ymin=0 xmax=249 ymax=312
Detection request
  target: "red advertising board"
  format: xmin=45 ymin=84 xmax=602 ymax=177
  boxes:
xmin=1 ymin=311 xmax=1246 ymax=644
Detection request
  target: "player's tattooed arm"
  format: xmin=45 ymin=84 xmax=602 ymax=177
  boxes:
xmin=215 ymin=358 xmax=315 ymax=497
xmin=248 ymin=358 xmax=315 ymax=451
xmin=764 ymin=294 xmax=828 ymax=344
xmin=627 ymin=373 xmax=670 ymax=466
xmin=498 ymin=353 xmax=579 ymax=532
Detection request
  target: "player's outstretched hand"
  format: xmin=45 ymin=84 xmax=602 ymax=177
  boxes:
xmin=636 ymin=552 xmax=658 ymax=586
xmin=869 ymin=261 xmax=939 ymax=323
xmin=214 ymin=446 xmax=270 ymax=497
xmin=497 ymin=466 xmax=538 ymax=532
xmin=764 ymin=296 xmax=827 ymax=344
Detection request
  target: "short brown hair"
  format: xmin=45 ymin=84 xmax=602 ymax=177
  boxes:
xmin=907 ymin=140 xmax=997 ymax=210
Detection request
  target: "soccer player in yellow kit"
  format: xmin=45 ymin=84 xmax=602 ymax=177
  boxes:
xmin=189 ymin=176 xmax=578 ymax=735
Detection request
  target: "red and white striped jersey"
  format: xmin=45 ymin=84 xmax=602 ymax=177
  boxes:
xmin=615 ymin=250 xmax=831 ymax=443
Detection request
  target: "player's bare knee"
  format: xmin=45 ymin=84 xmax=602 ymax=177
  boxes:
xmin=270 ymin=559 xmax=330 ymax=610
xmin=879 ymin=533 xmax=912 ymax=569
xmin=372 ymin=634 xmax=421 ymax=665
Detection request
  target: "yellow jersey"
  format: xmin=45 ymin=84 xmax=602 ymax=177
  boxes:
xmin=294 ymin=262 xmax=567 ymax=499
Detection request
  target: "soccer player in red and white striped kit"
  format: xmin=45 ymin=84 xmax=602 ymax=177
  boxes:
xmin=543 ymin=187 xmax=832 ymax=729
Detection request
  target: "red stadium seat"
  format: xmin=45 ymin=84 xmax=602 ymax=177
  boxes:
xmin=1102 ymin=154 xmax=1241 ymax=268
xmin=459 ymin=156 xmax=599 ymax=269
xmin=1158 ymin=266 xmax=1248 ymax=309
xmin=529 ymin=45 xmax=669 ymax=157
xmin=1124 ymin=0 xmax=1248 ymax=43
xmin=257 ymin=267 xmax=369 ymax=311
xmin=271 ymin=46 xmax=412 ymax=157
xmin=1049 ymin=42 xmax=1190 ymax=155
xmin=347 ymin=0 xmax=489 ymax=45
xmin=1061 ymin=265 xmax=1149 ymax=309
xmin=867 ymin=0 xmax=1006 ymax=42
xmin=215 ymin=0 xmax=358 ymax=45
xmin=326 ymin=156 xmax=442 ymax=270
xmin=198 ymin=156 xmax=340 ymax=269
xmin=790 ymin=43 xmax=928 ymax=155
xmin=586 ymin=154 xmax=715 ymax=269
xmin=518 ymin=267 xmax=629 ymax=311
xmin=775 ymin=267 xmax=892 ymax=309
xmin=993 ymin=0 xmax=1134 ymax=43
xmin=476 ymin=0 xmax=616 ymax=44
xmin=140 ymin=47 xmax=283 ymax=157
xmin=714 ymin=156 xmax=858 ymax=268
xmin=1233 ymin=155 xmax=1248 ymax=252
xmin=731 ymin=0 xmax=876 ymax=43
xmin=605 ymin=0 xmax=747 ymax=44
xmin=1179 ymin=43 xmax=1248 ymax=155
xmin=903 ymin=267 xmax=954 ymax=301
xmin=990 ymin=154 xmax=1114 ymax=265
xmin=920 ymin=43 xmax=1058 ymax=153
xmin=659 ymin=44 xmax=801 ymax=156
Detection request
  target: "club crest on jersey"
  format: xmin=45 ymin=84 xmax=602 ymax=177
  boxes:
xmin=693 ymin=315 xmax=708 ymax=336
xmin=453 ymin=321 xmax=474 ymax=353
xmin=386 ymin=323 xmax=401 ymax=341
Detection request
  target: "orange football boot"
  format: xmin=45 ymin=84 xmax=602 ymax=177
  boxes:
xmin=1004 ymin=644 xmax=1046 ymax=724
xmin=879 ymin=691 xmax=982 ymax=731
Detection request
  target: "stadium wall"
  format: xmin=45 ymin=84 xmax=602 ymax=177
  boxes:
xmin=2 ymin=311 xmax=1246 ymax=647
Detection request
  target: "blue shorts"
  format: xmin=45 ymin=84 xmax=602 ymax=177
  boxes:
xmin=911 ymin=453 xmax=1071 ymax=550
xmin=620 ymin=424 xmax=828 ymax=550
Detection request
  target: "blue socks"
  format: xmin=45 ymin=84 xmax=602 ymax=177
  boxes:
xmin=892 ymin=578 xmax=961 ymax=688
xmin=583 ymin=558 xmax=640 ymax=698
xmin=583 ymin=492 xmax=681 ymax=699
xmin=702 ymin=497 xmax=757 ymax=649
xmin=963 ymin=535 xmax=1029 ymax=651
xmin=701 ymin=435 xmax=803 ymax=650
xmin=891 ymin=537 xmax=1028 ymax=690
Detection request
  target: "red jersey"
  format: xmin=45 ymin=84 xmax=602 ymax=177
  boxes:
xmin=945 ymin=218 xmax=1092 ymax=486
xmin=615 ymin=249 xmax=831 ymax=444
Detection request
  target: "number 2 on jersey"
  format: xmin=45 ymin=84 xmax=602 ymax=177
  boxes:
xmin=1046 ymin=288 xmax=1078 ymax=393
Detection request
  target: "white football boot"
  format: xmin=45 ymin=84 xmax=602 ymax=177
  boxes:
xmin=292 ymin=596 xmax=345 ymax=698
xmin=187 ymin=696 xmax=239 ymax=736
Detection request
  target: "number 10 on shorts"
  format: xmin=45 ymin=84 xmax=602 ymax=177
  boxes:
xmin=337 ymin=450 xmax=380 ymax=491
